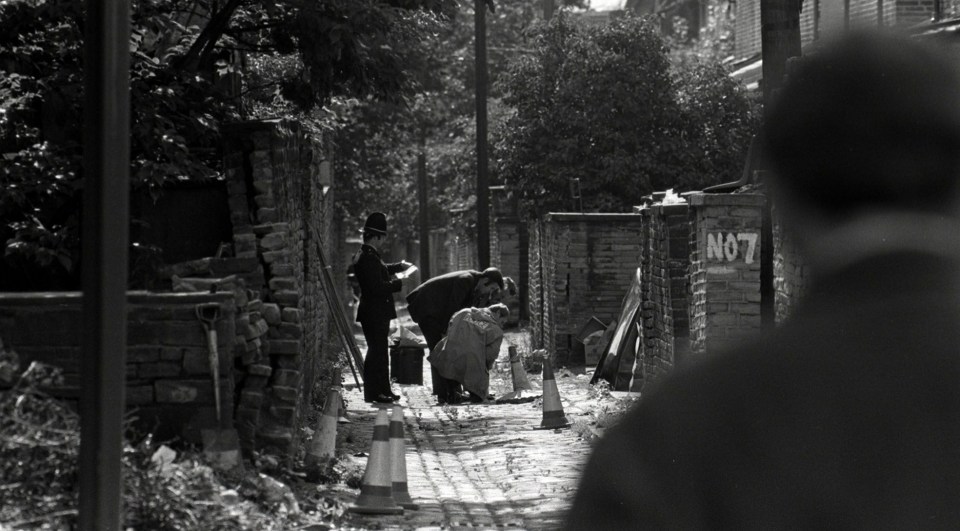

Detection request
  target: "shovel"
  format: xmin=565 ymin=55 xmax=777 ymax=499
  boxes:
xmin=196 ymin=303 xmax=242 ymax=470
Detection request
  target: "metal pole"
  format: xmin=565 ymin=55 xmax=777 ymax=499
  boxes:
xmin=79 ymin=0 xmax=130 ymax=526
xmin=417 ymin=128 xmax=431 ymax=280
xmin=475 ymin=0 xmax=490 ymax=269
xmin=877 ymin=0 xmax=883 ymax=26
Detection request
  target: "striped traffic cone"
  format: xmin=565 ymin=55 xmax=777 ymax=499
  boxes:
xmin=337 ymin=393 xmax=352 ymax=424
xmin=496 ymin=346 xmax=540 ymax=403
xmin=348 ymin=409 xmax=404 ymax=515
xmin=389 ymin=405 xmax=418 ymax=510
xmin=509 ymin=346 xmax=533 ymax=392
xmin=535 ymin=356 xmax=571 ymax=430
xmin=331 ymin=367 xmax=351 ymax=424
xmin=305 ymin=385 xmax=340 ymax=479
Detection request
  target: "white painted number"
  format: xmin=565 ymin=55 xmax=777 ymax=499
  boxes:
xmin=706 ymin=232 xmax=758 ymax=264
xmin=737 ymin=233 xmax=758 ymax=264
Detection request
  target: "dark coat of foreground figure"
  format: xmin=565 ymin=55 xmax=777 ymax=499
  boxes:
xmin=566 ymin=31 xmax=960 ymax=529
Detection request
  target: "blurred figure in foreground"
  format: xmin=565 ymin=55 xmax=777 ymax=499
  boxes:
xmin=565 ymin=31 xmax=960 ymax=529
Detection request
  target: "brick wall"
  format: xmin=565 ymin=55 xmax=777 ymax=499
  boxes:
xmin=0 ymin=120 xmax=335 ymax=458
xmin=528 ymin=219 xmax=547 ymax=349
xmin=772 ymin=205 xmax=809 ymax=325
xmin=0 ymin=292 xmax=236 ymax=445
xmin=897 ymin=0 xmax=937 ymax=24
xmin=220 ymin=119 xmax=335 ymax=456
xmin=633 ymin=207 xmax=652 ymax=392
xmin=688 ymin=193 xmax=764 ymax=357
xmin=645 ymin=203 xmax=692 ymax=386
xmin=800 ymin=0 xmax=818 ymax=44
xmin=533 ymin=213 xmax=644 ymax=366
xmin=491 ymin=219 xmax=522 ymax=326
xmin=734 ymin=0 xmax=762 ymax=61
xmin=735 ymin=0 xmax=931 ymax=63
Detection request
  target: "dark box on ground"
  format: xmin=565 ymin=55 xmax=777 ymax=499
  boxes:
xmin=390 ymin=346 xmax=425 ymax=385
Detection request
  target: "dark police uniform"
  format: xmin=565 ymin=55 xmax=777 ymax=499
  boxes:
xmin=353 ymin=243 xmax=405 ymax=402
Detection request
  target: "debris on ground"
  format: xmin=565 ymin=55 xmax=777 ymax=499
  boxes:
xmin=0 ymin=359 xmax=343 ymax=530
xmin=1 ymin=326 xmax=637 ymax=530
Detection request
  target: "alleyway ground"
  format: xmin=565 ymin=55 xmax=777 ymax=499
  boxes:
xmin=325 ymin=311 xmax=640 ymax=530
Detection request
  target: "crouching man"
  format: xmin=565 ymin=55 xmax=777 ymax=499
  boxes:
xmin=405 ymin=267 xmax=516 ymax=404
xmin=428 ymin=304 xmax=510 ymax=404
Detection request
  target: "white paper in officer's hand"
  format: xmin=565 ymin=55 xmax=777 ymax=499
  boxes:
xmin=396 ymin=264 xmax=418 ymax=280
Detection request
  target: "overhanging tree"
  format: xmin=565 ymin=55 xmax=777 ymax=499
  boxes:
xmin=0 ymin=0 xmax=456 ymax=289
xmin=496 ymin=12 xmax=758 ymax=215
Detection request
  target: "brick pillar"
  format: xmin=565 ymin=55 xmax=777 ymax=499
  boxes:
xmin=688 ymin=193 xmax=764 ymax=357
xmin=645 ymin=202 xmax=691 ymax=387
xmin=528 ymin=219 xmax=545 ymax=349
xmin=630 ymin=205 xmax=652 ymax=392
xmin=772 ymin=202 xmax=809 ymax=324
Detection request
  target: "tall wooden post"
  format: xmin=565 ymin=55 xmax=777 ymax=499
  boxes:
xmin=543 ymin=0 xmax=554 ymax=20
xmin=80 ymin=0 xmax=131 ymax=526
xmin=475 ymin=0 xmax=491 ymax=268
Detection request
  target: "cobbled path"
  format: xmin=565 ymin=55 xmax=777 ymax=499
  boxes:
xmin=337 ymin=331 xmax=598 ymax=531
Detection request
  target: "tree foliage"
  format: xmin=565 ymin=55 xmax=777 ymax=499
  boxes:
xmin=0 ymin=0 xmax=455 ymax=289
xmin=496 ymin=12 xmax=758 ymax=214
xmin=331 ymin=0 xmax=585 ymax=242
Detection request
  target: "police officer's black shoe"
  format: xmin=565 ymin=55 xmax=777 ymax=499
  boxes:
xmin=367 ymin=394 xmax=396 ymax=404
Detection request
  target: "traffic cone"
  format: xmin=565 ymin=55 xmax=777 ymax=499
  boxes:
xmin=305 ymin=385 xmax=340 ymax=477
xmin=496 ymin=346 xmax=540 ymax=403
xmin=331 ymin=367 xmax=351 ymax=423
xmin=338 ymin=394 xmax=352 ymax=424
xmin=348 ymin=409 xmax=404 ymax=515
xmin=535 ymin=356 xmax=571 ymax=430
xmin=509 ymin=346 xmax=533 ymax=392
xmin=389 ymin=405 xmax=418 ymax=510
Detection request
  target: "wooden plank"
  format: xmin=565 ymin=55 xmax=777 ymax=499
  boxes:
xmin=310 ymin=223 xmax=364 ymax=389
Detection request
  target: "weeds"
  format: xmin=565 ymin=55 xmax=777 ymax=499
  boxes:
xmin=0 ymin=349 xmax=342 ymax=530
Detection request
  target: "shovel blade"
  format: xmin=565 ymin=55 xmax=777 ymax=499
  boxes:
xmin=202 ymin=428 xmax=242 ymax=471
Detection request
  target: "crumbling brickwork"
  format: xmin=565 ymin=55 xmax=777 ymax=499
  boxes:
xmin=221 ymin=119 xmax=335 ymax=456
xmin=0 ymin=119 xmax=336 ymax=458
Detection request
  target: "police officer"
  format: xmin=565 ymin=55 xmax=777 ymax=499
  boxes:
xmin=352 ymin=212 xmax=411 ymax=403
